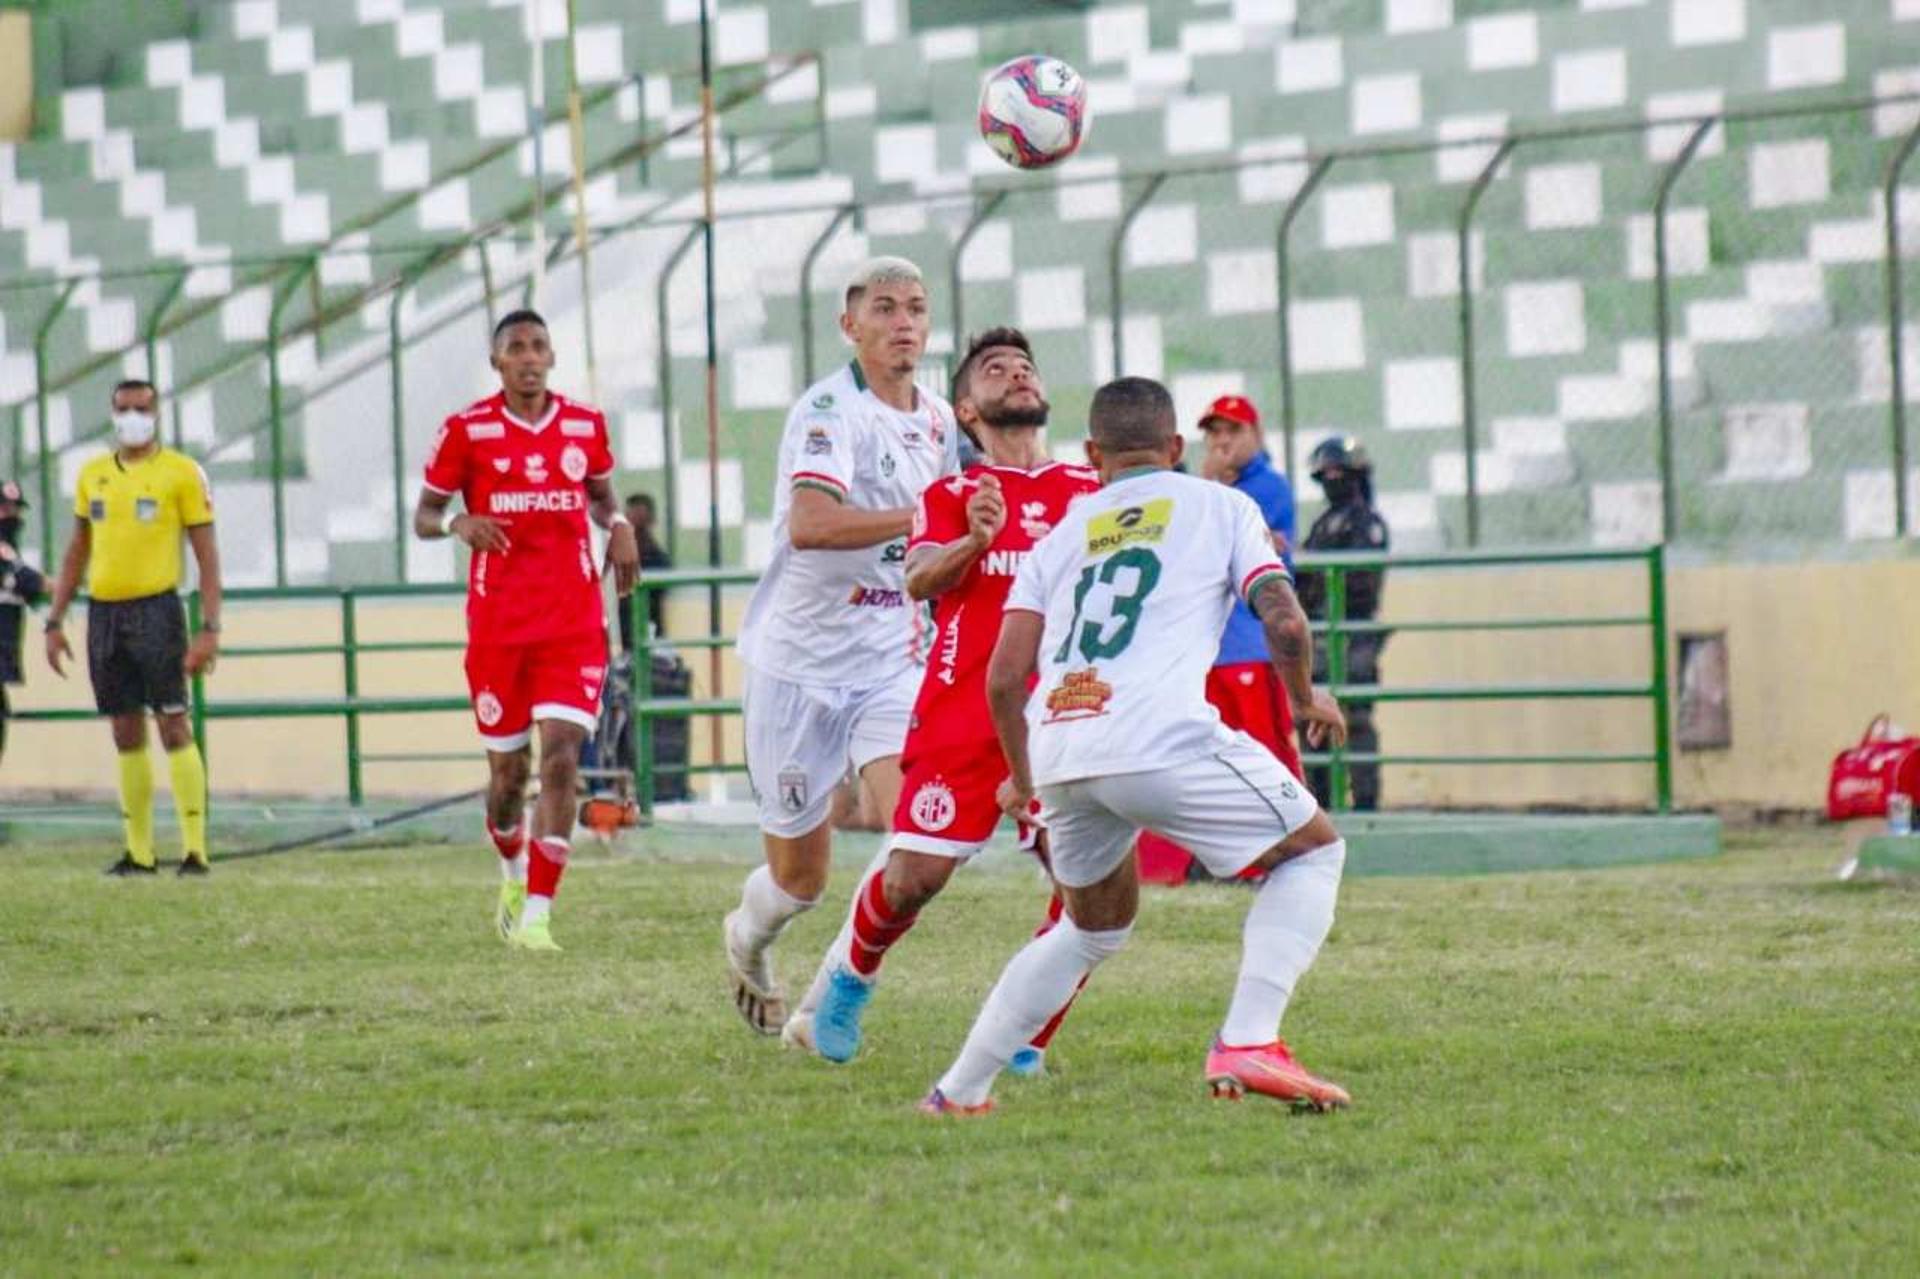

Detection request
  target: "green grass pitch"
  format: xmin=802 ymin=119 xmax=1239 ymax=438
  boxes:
xmin=4 ymin=829 xmax=1916 ymax=1275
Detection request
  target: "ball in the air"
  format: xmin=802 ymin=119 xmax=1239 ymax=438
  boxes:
xmin=977 ymin=55 xmax=1089 ymax=170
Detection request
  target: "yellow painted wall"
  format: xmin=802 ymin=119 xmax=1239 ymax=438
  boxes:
xmin=0 ymin=13 xmax=30 ymax=142
xmin=5 ymin=555 xmax=1915 ymax=812
xmin=1376 ymin=551 xmax=1920 ymax=810
xmin=2 ymin=590 xmax=751 ymax=800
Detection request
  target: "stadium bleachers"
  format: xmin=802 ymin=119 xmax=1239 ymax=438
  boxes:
xmin=3 ymin=0 xmax=1919 ymax=582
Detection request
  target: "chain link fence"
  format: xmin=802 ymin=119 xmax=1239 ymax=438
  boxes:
xmin=6 ymin=92 xmax=1920 ymax=585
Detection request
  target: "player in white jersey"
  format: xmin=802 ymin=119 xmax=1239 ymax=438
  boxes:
xmin=725 ymin=257 xmax=961 ymax=1034
xmin=920 ymin=376 xmax=1354 ymax=1116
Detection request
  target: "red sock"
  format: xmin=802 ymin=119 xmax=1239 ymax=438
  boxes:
xmin=528 ymin=836 xmax=568 ymax=899
xmin=487 ymin=819 xmax=524 ymax=861
xmin=848 ymin=870 xmax=918 ymax=978
xmin=1035 ymin=889 xmax=1065 ymax=936
xmin=1028 ymin=974 xmax=1088 ymax=1051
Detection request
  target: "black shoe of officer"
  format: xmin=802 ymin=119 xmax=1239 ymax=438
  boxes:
xmin=105 ymin=852 xmax=159 ymax=876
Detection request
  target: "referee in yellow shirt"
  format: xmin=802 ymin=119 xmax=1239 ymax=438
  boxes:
xmin=43 ymin=379 xmax=223 ymax=876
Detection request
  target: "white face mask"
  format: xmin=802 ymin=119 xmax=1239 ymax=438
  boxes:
xmin=112 ymin=410 xmax=158 ymax=448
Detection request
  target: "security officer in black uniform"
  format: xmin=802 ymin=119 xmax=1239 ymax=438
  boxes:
xmin=1294 ymin=437 xmax=1388 ymax=810
xmin=1 ymin=478 xmax=49 ymax=767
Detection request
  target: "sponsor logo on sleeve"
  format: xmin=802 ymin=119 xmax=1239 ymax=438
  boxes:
xmin=804 ymin=425 xmax=832 ymax=456
xmin=909 ymin=780 xmax=957 ymax=832
xmin=1085 ymin=498 xmax=1172 ymax=555
xmin=467 ymin=421 xmax=506 ymax=440
xmin=811 ymin=392 xmax=835 ymax=411
xmin=1042 ymin=667 xmax=1114 ymax=723
xmin=560 ymin=418 xmax=596 ymax=438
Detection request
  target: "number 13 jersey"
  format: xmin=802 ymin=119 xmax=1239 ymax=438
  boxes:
xmin=1005 ymin=468 xmax=1292 ymax=787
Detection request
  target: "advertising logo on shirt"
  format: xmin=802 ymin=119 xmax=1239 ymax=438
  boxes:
xmin=1086 ymin=499 xmax=1172 ymax=556
xmin=1043 ymin=667 xmax=1113 ymax=723
xmin=525 ymin=453 xmax=549 ymax=484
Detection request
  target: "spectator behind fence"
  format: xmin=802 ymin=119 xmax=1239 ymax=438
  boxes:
xmin=618 ymin=492 xmax=674 ymax=651
xmin=1 ymin=478 xmax=49 ymax=770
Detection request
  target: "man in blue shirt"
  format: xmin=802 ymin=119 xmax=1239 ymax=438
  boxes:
xmin=1196 ymin=394 xmax=1302 ymax=778
xmin=1133 ymin=395 xmax=1302 ymax=886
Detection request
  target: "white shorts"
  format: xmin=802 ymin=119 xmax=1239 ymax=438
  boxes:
xmin=1038 ymin=731 xmax=1320 ymax=890
xmin=743 ymin=664 xmax=918 ymax=838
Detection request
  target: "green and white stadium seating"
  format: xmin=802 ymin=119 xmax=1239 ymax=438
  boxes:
xmin=3 ymin=0 xmax=1919 ymax=583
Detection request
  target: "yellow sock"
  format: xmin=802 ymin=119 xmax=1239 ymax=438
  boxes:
xmin=118 ymin=748 xmax=155 ymax=867
xmin=167 ymin=744 xmax=210 ymax=863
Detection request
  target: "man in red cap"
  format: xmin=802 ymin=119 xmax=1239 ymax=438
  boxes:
xmin=1135 ymin=395 xmax=1300 ymax=885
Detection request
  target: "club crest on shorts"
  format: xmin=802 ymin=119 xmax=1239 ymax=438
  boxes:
xmin=910 ymin=780 xmax=957 ymax=832
xmin=475 ymin=691 xmax=504 ymax=727
xmin=778 ymin=768 xmax=808 ymax=813
xmin=560 ymin=444 xmax=589 ymax=482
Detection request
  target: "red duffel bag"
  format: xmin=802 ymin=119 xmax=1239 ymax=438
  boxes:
xmin=1827 ymin=715 xmax=1920 ymax=820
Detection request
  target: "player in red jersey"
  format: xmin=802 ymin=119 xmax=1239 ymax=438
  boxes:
xmin=412 ymin=310 xmax=639 ymax=952
xmin=787 ymin=328 xmax=1101 ymax=1065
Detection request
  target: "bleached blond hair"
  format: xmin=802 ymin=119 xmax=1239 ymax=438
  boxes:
xmin=844 ymin=256 xmax=925 ymax=312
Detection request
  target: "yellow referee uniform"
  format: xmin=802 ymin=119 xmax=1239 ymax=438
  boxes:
xmin=73 ymin=446 xmax=215 ymax=870
xmin=74 ymin=448 xmax=213 ymax=600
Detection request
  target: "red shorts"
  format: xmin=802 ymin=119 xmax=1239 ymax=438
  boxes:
xmin=892 ymin=737 xmax=1039 ymax=859
xmin=464 ymin=629 xmax=609 ymax=752
xmin=1134 ymin=664 xmax=1303 ymax=884
xmin=1205 ymin=661 xmax=1303 ymax=780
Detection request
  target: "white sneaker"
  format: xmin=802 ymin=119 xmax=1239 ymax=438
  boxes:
xmin=781 ymin=1011 xmax=816 ymax=1053
xmin=724 ymin=909 xmax=788 ymax=1036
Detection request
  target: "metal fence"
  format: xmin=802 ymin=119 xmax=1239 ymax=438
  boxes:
xmin=7 ymin=548 xmax=1673 ymax=817
xmin=5 ymin=90 xmax=1920 ymax=579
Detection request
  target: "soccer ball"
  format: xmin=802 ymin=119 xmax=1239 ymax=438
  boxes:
xmin=977 ymin=55 xmax=1089 ymax=170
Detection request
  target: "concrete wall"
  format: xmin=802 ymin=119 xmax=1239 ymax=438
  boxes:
xmin=0 ymin=12 xmax=31 ymax=142
xmin=2 ymin=589 xmax=751 ymax=800
xmin=1376 ymin=548 xmax=1920 ymax=811
xmin=4 ymin=551 xmax=1915 ymax=812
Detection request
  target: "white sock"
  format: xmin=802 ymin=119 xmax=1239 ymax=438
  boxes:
xmin=521 ymin=894 xmax=552 ymax=928
xmin=501 ymin=852 xmax=528 ymax=884
xmin=936 ymin=921 xmax=1131 ymax=1106
xmin=796 ymin=839 xmax=893 ymax=1016
xmin=1219 ymin=839 xmax=1345 ymax=1047
xmin=733 ymin=864 xmax=818 ymax=958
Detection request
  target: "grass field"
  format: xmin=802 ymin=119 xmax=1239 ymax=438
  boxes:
xmin=4 ymin=827 xmax=1917 ymax=1276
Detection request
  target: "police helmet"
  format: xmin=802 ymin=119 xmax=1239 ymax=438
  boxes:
xmin=1309 ymin=435 xmax=1370 ymax=479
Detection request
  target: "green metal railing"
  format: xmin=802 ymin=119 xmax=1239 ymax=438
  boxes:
xmin=1297 ymin=544 xmax=1672 ymax=812
xmin=7 ymin=550 xmax=1673 ymax=816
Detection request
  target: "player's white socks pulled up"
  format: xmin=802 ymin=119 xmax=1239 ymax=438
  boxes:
xmin=1219 ymin=839 xmax=1345 ymax=1047
xmin=734 ymin=864 xmax=819 ymax=959
xmin=936 ymin=919 xmax=1132 ymax=1106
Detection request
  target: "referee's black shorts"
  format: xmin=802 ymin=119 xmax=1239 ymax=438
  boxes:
xmin=87 ymin=592 xmax=189 ymax=717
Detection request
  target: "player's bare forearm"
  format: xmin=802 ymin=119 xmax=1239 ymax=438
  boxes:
xmin=412 ymin=487 xmax=454 ymax=540
xmin=587 ymin=477 xmax=640 ymax=595
xmin=1252 ymin=575 xmax=1315 ymax=713
xmin=787 ymin=487 xmax=912 ymax=551
xmin=186 ymin=524 xmax=222 ymax=627
xmin=987 ymin=612 xmax=1044 ymax=793
xmin=904 ymin=536 xmax=986 ymax=601
xmin=46 ymin=518 xmax=91 ymax=625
